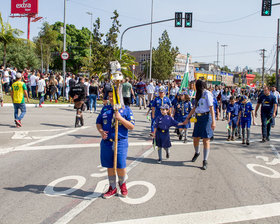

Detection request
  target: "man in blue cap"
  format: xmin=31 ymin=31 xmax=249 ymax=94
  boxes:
xmin=255 ymin=86 xmax=277 ymax=142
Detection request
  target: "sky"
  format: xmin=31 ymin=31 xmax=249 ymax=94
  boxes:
xmin=1 ymin=0 xmax=280 ymax=71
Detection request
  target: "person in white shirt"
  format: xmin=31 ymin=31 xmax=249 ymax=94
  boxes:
xmin=146 ymin=80 xmax=155 ymax=105
xmin=65 ymin=74 xmax=71 ymax=101
xmin=169 ymin=82 xmax=179 ymax=103
xmin=36 ymin=74 xmax=46 ymax=107
xmin=30 ymin=72 xmax=37 ymax=99
xmin=84 ymin=77 xmax=90 ymax=110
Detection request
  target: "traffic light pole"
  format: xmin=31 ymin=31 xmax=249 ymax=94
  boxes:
xmin=119 ymin=18 xmax=174 ymax=60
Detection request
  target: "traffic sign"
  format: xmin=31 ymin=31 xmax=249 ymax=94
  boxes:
xmin=60 ymin=52 xmax=69 ymax=60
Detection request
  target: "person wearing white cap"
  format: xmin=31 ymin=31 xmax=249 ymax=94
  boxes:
xmin=11 ymin=73 xmax=29 ymax=127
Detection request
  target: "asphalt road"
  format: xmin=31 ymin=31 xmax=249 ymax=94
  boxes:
xmin=0 ymin=105 xmax=280 ymax=224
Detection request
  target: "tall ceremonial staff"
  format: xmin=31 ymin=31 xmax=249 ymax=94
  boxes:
xmin=110 ymin=61 xmax=124 ymax=175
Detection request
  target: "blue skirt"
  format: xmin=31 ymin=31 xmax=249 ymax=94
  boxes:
xmin=100 ymin=139 xmax=128 ymax=169
xmin=193 ymin=113 xmax=213 ymax=139
xmin=156 ymin=130 xmax=171 ymax=148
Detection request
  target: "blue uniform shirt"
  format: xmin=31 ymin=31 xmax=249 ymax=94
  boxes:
xmin=195 ymin=90 xmax=213 ymax=114
xmin=239 ymin=102 xmax=254 ymax=119
xmin=257 ymin=94 xmax=277 ymax=115
xmin=213 ymin=97 xmax=218 ymax=115
xmin=96 ymin=105 xmax=135 ymax=140
xmin=152 ymin=96 xmax=171 ymax=118
xmin=154 ymin=115 xmax=179 ymax=130
xmin=181 ymin=101 xmax=192 ymax=118
xmin=227 ymin=102 xmax=239 ymax=117
xmin=100 ymin=104 xmax=111 ymax=114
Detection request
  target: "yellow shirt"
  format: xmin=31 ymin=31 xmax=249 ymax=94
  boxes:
xmin=12 ymin=81 xmax=27 ymax=104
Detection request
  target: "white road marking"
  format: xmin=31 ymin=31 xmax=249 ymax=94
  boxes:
xmin=11 ymin=131 xmax=32 ymax=140
xmin=101 ymin=202 xmax=280 ymax=224
xmin=119 ymin=181 xmax=156 ymax=205
xmin=247 ymin=164 xmax=280 ymax=178
xmin=270 ymin=144 xmax=280 ymax=159
xmin=44 ymin=176 xmax=86 ymax=197
xmin=0 ymin=128 xmax=74 ymax=134
xmin=0 ymin=127 xmax=89 ymax=155
xmin=53 ymin=147 xmax=155 ymax=224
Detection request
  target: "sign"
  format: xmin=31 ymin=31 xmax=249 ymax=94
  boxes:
xmin=11 ymin=0 xmax=38 ymax=15
xmin=60 ymin=52 xmax=69 ymax=60
xmin=132 ymin=64 xmax=135 ymax=70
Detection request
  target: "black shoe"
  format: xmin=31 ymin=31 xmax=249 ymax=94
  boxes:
xmin=266 ymin=137 xmax=270 ymax=141
xmin=242 ymin=139 xmax=245 ymax=144
xmin=238 ymin=135 xmax=241 ymax=139
xmin=192 ymin=153 xmax=200 ymax=162
xmin=261 ymin=138 xmax=266 ymax=143
xmin=166 ymin=152 xmax=169 ymax=159
xmin=202 ymin=160 xmax=207 ymax=170
xmin=246 ymin=141 xmax=250 ymax=145
xmin=179 ymin=134 xmax=183 ymax=140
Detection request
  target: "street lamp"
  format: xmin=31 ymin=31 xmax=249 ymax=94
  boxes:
xmin=63 ymin=0 xmax=67 ymax=101
xmin=86 ymin=12 xmax=93 ymax=65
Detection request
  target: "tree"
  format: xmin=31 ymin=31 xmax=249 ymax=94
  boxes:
xmin=265 ymin=73 xmax=276 ymax=87
xmin=0 ymin=40 xmax=40 ymax=70
xmin=151 ymin=30 xmax=179 ymax=80
xmin=34 ymin=22 xmax=59 ymax=72
xmin=0 ymin=12 xmax=23 ymax=68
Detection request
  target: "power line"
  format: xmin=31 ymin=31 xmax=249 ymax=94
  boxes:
xmin=193 ymin=50 xmax=258 ymax=59
xmin=196 ymin=10 xmax=260 ymax=24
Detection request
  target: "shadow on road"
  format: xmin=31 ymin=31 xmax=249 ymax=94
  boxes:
xmin=3 ymin=185 xmax=96 ymax=200
xmin=40 ymin=123 xmax=71 ymax=128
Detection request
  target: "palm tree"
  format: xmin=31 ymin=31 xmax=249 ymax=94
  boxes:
xmin=0 ymin=12 xmax=23 ymax=68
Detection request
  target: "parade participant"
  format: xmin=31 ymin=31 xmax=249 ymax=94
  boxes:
xmin=11 ymin=73 xmax=29 ymax=127
xmin=221 ymin=87 xmax=231 ymax=120
xmin=237 ymin=96 xmax=255 ymax=145
xmin=154 ymin=104 xmax=183 ymax=163
xmin=235 ymin=95 xmax=242 ymax=139
xmin=152 ymin=87 xmax=172 ymax=121
xmin=210 ymin=87 xmax=219 ymax=141
xmin=188 ymin=82 xmax=196 ymax=106
xmin=212 ymin=85 xmax=220 ymax=99
xmin=169 ymin=82 xmax=179 ymax=103
xmin=69 ymin=77 xmax=87 ymax=127
xmin=270 ymin=86 xmax=280 ymax=128
xmin=178 ymin=93 xmax=192 ymax=142
xmin=182 ymin=79 xmax=216 ymax=170
xmin=172 ymin=93 xmax=182 ymax=136
xmin=255 ymin=86 xmax=277 ymax=142
xmin=147 ymin=93 xmax=157 ymax=136
xmin=226 ymin=96 xmax=239 ymax=141
xmin=96 ymin=90 xmax=135 ymax=198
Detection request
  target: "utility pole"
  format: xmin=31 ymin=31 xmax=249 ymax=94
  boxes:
xmin=221 ymin=44 xmax=228 ymax=68
xmin=276 ymin=19 xmax=280 ymax=91
xmin=216 ymin=41 xmax=220 ymax=84
xmin=149 ymin=0 xmax=154 ymax=81
xmin=260 ymin=49 xmax=266 ymax=87
xmin=63 ymin=0 xmax=67 ymax=101
xmin=40 ymin=41 xmax=43 ymax=73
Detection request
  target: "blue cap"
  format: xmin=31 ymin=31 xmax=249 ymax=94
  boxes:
xmin=160 ymin=104 xmax=170 ymax=110
xmin=154 ymin=92 xmax=159 ymax=97
xmin=241 ymin=95 xmax=247 ymax=101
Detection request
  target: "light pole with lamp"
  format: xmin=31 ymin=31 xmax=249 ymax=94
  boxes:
xmin=62 ymin=0 xmax=67 ymax=101
xmin=86 ymin=12 xmax=93 ymax=67
xmin=149 ymin=0 xmax=154 ymax=81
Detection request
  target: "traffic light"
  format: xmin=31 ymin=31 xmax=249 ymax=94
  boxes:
xmin=175 ymin=12 xmax=183 ymax=27
xmin=261 ymin=0 xmax=272 ymax=16
xmin=185 ymin=12 xmax=192 ymax=28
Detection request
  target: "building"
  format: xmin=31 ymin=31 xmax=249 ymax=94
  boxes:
xmin=129 ymin=50 xmax=193 ymax=80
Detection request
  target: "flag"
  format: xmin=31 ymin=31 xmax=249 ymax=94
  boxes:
xmin=179 ymin=53 xmax=190 ymax=92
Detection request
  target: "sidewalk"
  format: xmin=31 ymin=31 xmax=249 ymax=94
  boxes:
xmin=2 ymin=103 xmax=103 ymax=108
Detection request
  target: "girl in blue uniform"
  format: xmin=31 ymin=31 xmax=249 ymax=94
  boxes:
xmin=221 ymin=87 xmax=231 ymax=120
xmin=146 ymin=93 xmax=158 ymax=136
xmin=172 ymin=93 xmax=182 ymax=136
xmin=226 ymin=96 xmax=239 ymax=141
xmin=96 ymin=91 xmax=135 ymax=199
xmin=154 ymin=104 xmax=183 ymax=163
xmin=182 ymin=80 xmax=216 ymax=170
xmin=178 ymin=93 xmax=192 ymax=142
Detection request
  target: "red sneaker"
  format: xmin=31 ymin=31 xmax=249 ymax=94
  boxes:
xmin=15 ymin=120 xmax=22 ymax=127
xmin=119 ymin=182 xmax=128 ymax=197
xmin=42 ymin=102 xmax=44 ymax=104
xmin=39 ymin=105 xmax=42 ymax=108
xmin=55 ymin=100 xmax=58 ymax=103
xmin=102 ymin=186 xmax=117 ymax=199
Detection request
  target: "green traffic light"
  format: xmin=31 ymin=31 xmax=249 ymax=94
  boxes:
xmin=265 ymin=10 xmax=269 ymax=14
xmin=177 ymin=21 xmax=181 ymax=25
xmin=186 ymin=22 xmax=190 ymax=26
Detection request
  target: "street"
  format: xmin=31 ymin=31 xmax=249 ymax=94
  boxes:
xmin=0 ymin=106 xmax=280 ymax=224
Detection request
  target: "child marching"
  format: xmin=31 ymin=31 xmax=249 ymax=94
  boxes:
xmin=227 ymin=96 xmax=239 ymax=141
xmin=178 ymin=92 xmax=192 ymax=142
xmin=237 ymin=96 xmax=255 ymax=145
xmin=154 ymin=104 xmax=183 ymax=164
